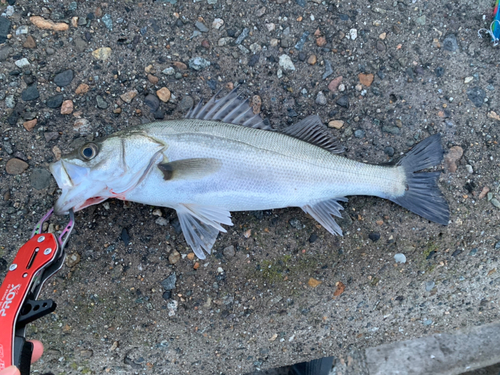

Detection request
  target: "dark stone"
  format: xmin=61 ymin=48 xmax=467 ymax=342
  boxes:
xmin=226 ymin=29 xmax=236 ymax=37
xmin=0 ymin=257 xmax=7 ymax=271
xmin=354 ymin=129 xmax=365 ymax=138
xmin=451 ymin=249 xmax=462 ymax=257
xmin=29 ymin=168 xmax=52 ymax=190
xmin=426 ymin=251 xmax=436 ymax=260
xmin=495 ymin=241 xmax=500 ymax=249
xmin=442 ymin=34 xmax=458 ymax=52
xmin=308 ymin=233 xmax=318 ymax=243
xmin=368 ymin=232 xmax=380 ymax=242
xmin=0 ymin=46 xmax=11 ymax=61
xmin=466 ymin=87 xmax=485 ymax=108
xmin=54 ymin=69 xmax=74 ymax=87
xmin=382 ymin=125 xmax=401 ymax=135
xmin=153 ymin=108 xmax=165 ymax=119
xmin=96 ymin=95 xmax=108 ymax=109
xmin=207 ymin=78 xmax=217 ymax=90
xmin=469 ymin=248 xmax=478 ymax=256
xmin=235 ymin=28 xmax=249 ymax=45
xmin=298 ymin=52 xmax=306 ymax=61
xmin=294 ymin=31 xmax=309 ymax=51
xmin=336 ymin=95 xmax=349 ymax=108
xmin=384 ymin=146 xmax=395 ymax=157
xmin=160 ymin=273 xmax=177 ymax=290
xmin=0 ymin=16 xmax=11 ymax=43
xmin=295 ymin=0 xmax=306 ymax=7
xmin=339 ymin=14 xmax=349 ymax=21
xmin=23 ymin=74 xmax=36 ymax=85
xmin=21 ymin=84 xmax=39 ymax=101
xmin=248 ymin=53 xmax=260 ymax=67
xmin=44 ymin=132 xmax=60 ymax=142
xmin=162 ymin=290 xmax=172 ymax=300
xmin=46 ymin=94 xmax=64 ymax=108
xmin=170 ymin=217 xmax=181 ymax=234
xmin=121 ymin=228 xmax=130 ymax=245
xmin=178 ymin=96 xmax=194 ymax=113
xmin=322 ymin=60 xmax=333 ymax=80
xmin=434 ymin=67 xmax=444 ymax=77
xmin=377 ymin=70 xmax=385 ymax=80
xmin=144 ymin=94 xmax=160 ymax=111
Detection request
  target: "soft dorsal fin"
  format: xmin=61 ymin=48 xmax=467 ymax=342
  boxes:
xmin=283 ymin=115 xmax=344 ymax=154
xmin=185 ymin=88 xmax=271 ymax=130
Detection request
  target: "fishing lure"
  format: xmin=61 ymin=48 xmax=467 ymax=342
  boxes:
xmin=478 ymin=0 xmax=500 ymax=46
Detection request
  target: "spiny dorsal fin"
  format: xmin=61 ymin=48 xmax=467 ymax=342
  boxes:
xmin=185 ymin=88 xmax=271 ymax=130
xmin=283 ymin=115 xmax=344 ymax=154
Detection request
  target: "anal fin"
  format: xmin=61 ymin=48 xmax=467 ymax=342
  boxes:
xmin=175 ymin=204 xmax=233 ymax=259
xmin=302 ymin=198 xmax=348 ymax=236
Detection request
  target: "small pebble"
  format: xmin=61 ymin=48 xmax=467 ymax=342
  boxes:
xmin=212 ymin=18 xmax=224 ymax=29
xmin=223 ymin=245 xmax=235 ymax=257
xmin=6 ymin=158 xmax=29 ymax=175
xmin=328 ymin=120 xmax=343 ymax=129
xmin=15 ymin=58 xmax=30 ymax=68
xmin=30 ymin=168 xmax=51 ymax=190
xmin=157 ymin=87 xmax=171 ymax=102
xmin=315 ymin=91 xmax=327 ymax=105
xmin=425 ymin=281 xmax=435 ymax=291
xmin=46 ymin=94 xmax=64 ymax=108
xmin=188 ymin=57 xmax=210 ymax=70
xmin=61 ymin=100 xmax=73 ymax=114
xmin=279 ymin=54 xmax=295 ymax=71
xmin=54 ymin=69 xmax=74 ymax=87
xmin=96 ymin=95 xmax=108 ymax=109
xmin=394 ymin=253 xmax=406 ymax=263
xmin=161 ymin=273 xmax=177 ymax=290
xmin=169 ymin=250 xmax=181 ymax=264
xmin=144 ymin=94 xmax=160 ymax=111
xmin=368 ymin=232 xmax=380 ymax=241
xmin=120 ymin=90 xmax=138 ymax=103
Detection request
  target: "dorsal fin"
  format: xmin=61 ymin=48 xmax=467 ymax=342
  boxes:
xmin=185 ymin=88 xmax=271 ymax=130
xmin=283 ymin=115 xmax=344 ymax=153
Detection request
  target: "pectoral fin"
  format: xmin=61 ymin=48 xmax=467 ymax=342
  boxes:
xmin=175 ymin=204 xmax=233 ymax=259
xmin=158 ymin=158 xmax=222 ymax=181
xmin=302 ymin=198 xmax=348 ymax=236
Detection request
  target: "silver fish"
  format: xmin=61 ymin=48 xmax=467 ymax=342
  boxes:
xmin=50 ymin=89 xmax=449 ymax=259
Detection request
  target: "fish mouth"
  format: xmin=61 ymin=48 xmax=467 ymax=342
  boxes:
xmin=50 ymin=160 xmax=107 ymax=215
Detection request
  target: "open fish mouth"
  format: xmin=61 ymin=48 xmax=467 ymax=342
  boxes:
xmin=50 ymin=160 xmax=107 ymax=215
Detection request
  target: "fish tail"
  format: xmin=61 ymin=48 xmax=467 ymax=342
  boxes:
xmin=389 ymin=134 xmax=449 ymax=225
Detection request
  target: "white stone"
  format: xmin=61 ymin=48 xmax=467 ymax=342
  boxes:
xmin=394 ymin=253 xmax=406 ymax=264
xmin=265 ymin=23 xmax=275 ymax=32
xmin=212 ymin=18 xmax=224 ymax=29
xmin=162 ymin=67 xmax=175 ymax=75
xmin=349 ymin=28 xmax=358 ymax=40
xmin=464 ymin=76 xmax=473 ymax=84
xmin=250 ymin=43 xmax=262 ymax=53
xmin=16 ymin=25 xmax=29 ymax=35
xmin=279 ymin=54 xmax=295 ymax=71
xmin=15 ymin=58 xmax=30 ymax=68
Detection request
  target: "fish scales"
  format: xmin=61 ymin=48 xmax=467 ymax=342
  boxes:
xmin=50 ymin=89 xmax=449 ymax=259
xmin=131 ymin=119 xmax=405 ymax=211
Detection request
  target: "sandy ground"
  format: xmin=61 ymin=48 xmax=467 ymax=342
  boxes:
xmin=1 ymin=0 xmax=499 ymax=374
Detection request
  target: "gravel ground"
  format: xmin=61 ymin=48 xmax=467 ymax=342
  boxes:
xmin=1 ymin=0 xmax=500 ymax=374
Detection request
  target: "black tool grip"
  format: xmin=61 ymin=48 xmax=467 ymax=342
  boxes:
xmin=14 ymin=337 xmax=33 ymax=375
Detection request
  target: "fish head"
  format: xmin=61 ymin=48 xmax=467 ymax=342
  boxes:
xmin=50 ymin=130 xmax=166 ymax=215
xmin=50 ymin=136 xmax=127 ymax=215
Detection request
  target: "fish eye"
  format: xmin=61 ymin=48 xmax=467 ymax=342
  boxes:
xmin=80 ymin=143 xmax=99 ymax=160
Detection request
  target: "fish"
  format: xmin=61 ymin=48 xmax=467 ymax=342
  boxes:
xmin=50 ymin=89 xmax=449 ymax=259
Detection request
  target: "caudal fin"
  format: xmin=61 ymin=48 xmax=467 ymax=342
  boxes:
xmin=389 ymin=134 xmax=449 ymax=225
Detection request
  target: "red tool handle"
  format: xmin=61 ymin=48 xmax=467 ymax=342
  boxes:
xmin=0 ymin=234 xmax=58 ymax=371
